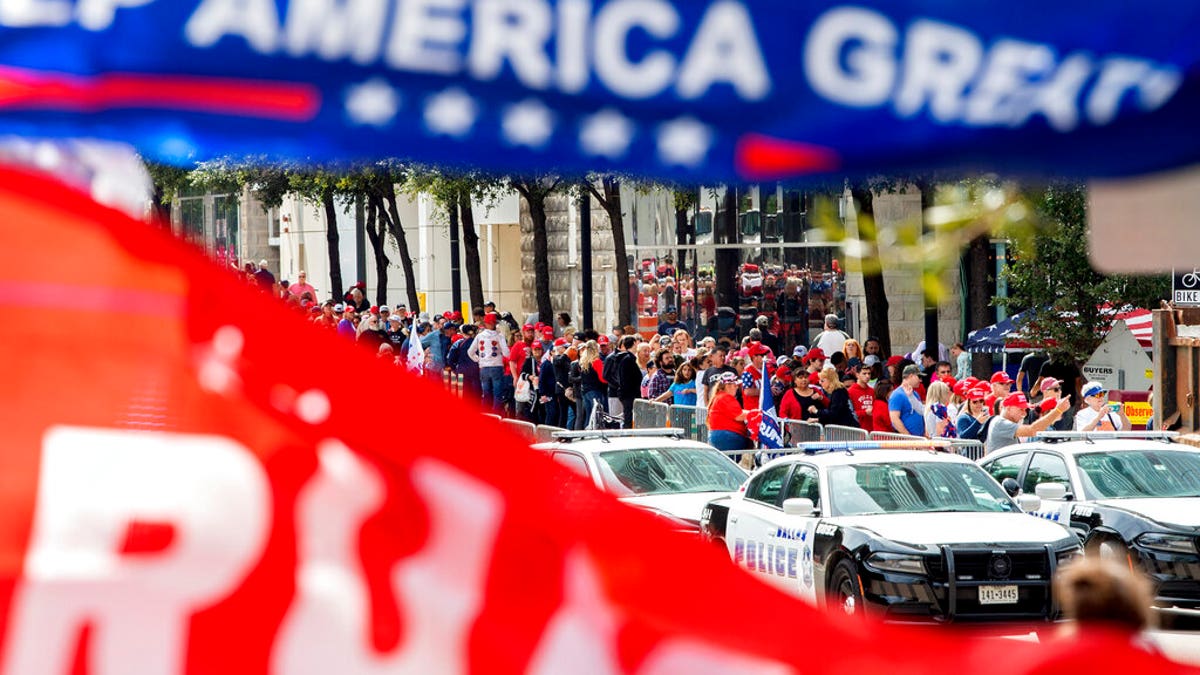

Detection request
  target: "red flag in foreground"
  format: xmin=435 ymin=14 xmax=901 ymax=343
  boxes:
xmin=0 ymin=168 xmax=1191 ymax=674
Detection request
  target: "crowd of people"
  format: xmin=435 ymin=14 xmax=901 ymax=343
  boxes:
xmin=255 ymin=260 xmax=1119 ymax=457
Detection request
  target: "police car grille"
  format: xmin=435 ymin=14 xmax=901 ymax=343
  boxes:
xmin=950 ymin=551 xmax=1049 ymax=581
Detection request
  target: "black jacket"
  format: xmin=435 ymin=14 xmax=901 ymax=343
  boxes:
xmin=817 ymin=388 xmax=859 ymax=427
xmin=618 ymin=352 xmax=643 ymax=399
xmin=603 ymin=351 xmax=625 ymax=397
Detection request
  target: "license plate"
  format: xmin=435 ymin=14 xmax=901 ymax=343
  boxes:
xmin=979 ymin=585 xmax=1019 ymax=605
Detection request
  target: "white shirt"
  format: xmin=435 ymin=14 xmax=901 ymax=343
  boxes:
xmin=1074 ymin=406 xmax=1124 ymax=431
xmin=469 ymin=328 xmax=509 ymax=368
xmin=813 ymin=329 xmax=848 ymax=356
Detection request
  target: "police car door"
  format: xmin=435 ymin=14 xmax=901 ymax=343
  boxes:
xmin=1022 ymin=451 xmax=1074 ymax=525
xmin=777 ymin=463 xmax=821 ymax=603
xmin=726 ymin=462 xmax=795 ymax=593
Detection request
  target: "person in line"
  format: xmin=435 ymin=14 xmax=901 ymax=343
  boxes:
xmin=617 ymin=336 xmax=643 ymax=428
xmin=889 ymin=365 xmax=926 ymax=436
xmin=470 ymin=312 xmax=510 ymax=414
xmin=646 ymin=350 xmax=676 ymax=402
xmin=841 ymin=338 xmax=864 ymax=370
xmin=950 ymin=342 xmax=971 ymax=381
xmin=1074 ymin=381 xmax=1132 ymax=431
xmin=923 ymin=380 xmax=956 ymax=438
xmin=871 ymin=379 xmax=893 ymax=434
xmin=578 ymin=341 xmax=607 ymax=428
xmin=778 ymin=369 xmax=826 ymax=422
xmin=985 ymin=392 xmax=1071 ymax=453
xmin=706 ymin=372 xmax=752 ymax=458
xmin=655 ymin=360 xmax=698 ymax=406
xmin=955 ymin=384 xmax=991 ymax=440
xmin=811 ymin=313 xmax=849 ymax=355
xmin=816 ymin=368 xmax=859 ymax=427
xmin=536 ymin=342 xmax=558 ymax=426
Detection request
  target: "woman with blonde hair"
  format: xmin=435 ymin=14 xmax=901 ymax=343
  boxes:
xmin=815 ymin=367 xmax=859 ymax=427
xmin=923 ymin=380 xmax=956 ymax=438
xmin=578 ymin=340 xmax=607 ymax=427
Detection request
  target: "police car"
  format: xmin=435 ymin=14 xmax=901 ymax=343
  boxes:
xmin=700 ymin=441 xmax=1080 ymax=624
xmin=979 ymin=431 xmax=1200 ymax=617
xmin=532 ymin=428 xmax=747 ymax=531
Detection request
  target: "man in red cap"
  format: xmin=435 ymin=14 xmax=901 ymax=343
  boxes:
xmin=990 ymin=371 xmax=1014 ymax=400
xmin=984 ymin=391 xmax=1071 ymax=454
xmin=508 ymin=323 xmax=536 ymax=389
xmin=740 ymin=343 xmax=771 ymax=409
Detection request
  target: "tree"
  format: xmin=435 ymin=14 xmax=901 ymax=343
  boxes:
xmin=999 ymin=183 xmax=1169 ymax=363
xmin=143 ymin=160 xmax=190 ymax=226
xmin=586 ymin=176 xmax=630 ymax=327
xmin=509 ymin=175 xmax=563 ymax=323
xmin=848 ymin=184 xmax=893 ymax=356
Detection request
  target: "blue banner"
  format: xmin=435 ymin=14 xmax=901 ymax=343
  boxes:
xmin=0 ymin=2 xmax=1197 ymax=180
xmin=758 ymin=371 xmax=783 ymax=449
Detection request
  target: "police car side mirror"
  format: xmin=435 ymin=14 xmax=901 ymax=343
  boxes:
xmin=1015 ymin=494 xmax=1042 ymax=512
xmin=783 ymin=497 xmax=816 ymax=516
xmin=1001 ymin=478 xmax=1020 ymax=498
xmin=1034 ymin=482 xmax=1068 ymax=501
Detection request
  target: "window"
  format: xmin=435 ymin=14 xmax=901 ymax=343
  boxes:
xmin=1076 ymin=450 xmax=1200 ymax=499
xmin=827 ymin=462 xmax=1018 ymax=516
xmin=982 ymin=452 xmax=1027 ymax=484
xmin=745 ymin=464 xmax=791 ymax=507
xmin=1022 ymin=452 xmax=1071 ymax=495
xmin=783 ymin=464 xmax=820 ymax=509
xmin=552 ymin=452 xmax=589 ymax=479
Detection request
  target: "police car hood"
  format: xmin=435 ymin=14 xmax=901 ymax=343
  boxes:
xmin=620 ymin=492 xmax=732 ymax=523
xmin=1096 ymin=498 xmax=1200 ymax=528
xmin=831 ymin=512 xmax=1070 ymax=546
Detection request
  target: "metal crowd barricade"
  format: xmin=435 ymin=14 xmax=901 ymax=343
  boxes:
xmin=870 ymin=431 xmax=927 ymax=442
xmin=632 ymin=399 xmax=670 ymax=429
xmin=784 ymin=419 xmax=823 ymax=444
xmin=535 ymin=425 xmax=566 ymax=442
xmin=501 ymin=418 xmax=538 ymax=442
xmin=951 ymin=439 xmax=986 ymax=460
xmin=669 ymin=405 xmax=706 ymax=441
xmin=824 ymin=424 xmax=869 ymax=442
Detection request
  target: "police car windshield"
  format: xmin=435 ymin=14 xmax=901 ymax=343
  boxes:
xmin=828 ymin=462 xmax=1018 ymax=517
xmin=596 ymin=448 xmax=745 ymax=497
xmin=1076 ymin=449 xmax=1200 ymax=499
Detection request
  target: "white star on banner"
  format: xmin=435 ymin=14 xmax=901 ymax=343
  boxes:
xmin=344 ymin=78 xmax=400 ymax=127
xmin=657 ymin=117 xmax=713 ymax=167
xmin=502 ymin=99 xmax=555 ymax=148
xmin=579 ymin=108 xmax=634 ymax=159
xmin=424 ymin=88 xmax=477 ymax=138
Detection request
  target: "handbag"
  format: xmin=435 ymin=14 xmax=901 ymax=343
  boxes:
xmin=514 ymin=375 xmax=534 ymax=404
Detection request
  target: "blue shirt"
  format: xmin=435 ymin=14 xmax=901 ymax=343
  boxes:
xmin=888 ymin=388 xmax=925 ymax=436
xmin=668 ymin=381 xmax=697 ymax=406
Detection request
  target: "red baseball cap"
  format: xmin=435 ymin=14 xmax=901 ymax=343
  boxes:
xmin=443 ymin=311 xmax=454 ymax=320
xmin=1039 ymin=397 xmax=1058 ymax=414
xmin=749 ymin=342 xmax=770 ymax=357
xmin=542 ymin=327 xmax=554 ymax=339
xmin=522 ymin=324 xmax=535 ymax=332
xmin=1002 ymin=392 xmax=1032 ymax=409
xmin=806 ymin=348 xmax=825 ymax=361
xmin=1039 ymin=377 xmax=1062 ymax=393
xmin=964 ymin=376 xmax=980 ymax=387
xmin=952 ymin=380 xmax=969 ymax=397
xmin=451 ymin=311 xmax=463 ymax=321
xmin=886 ymin=355 xmax=904 ymax=367
xmin=990 ymin=372 xmax=1014 ymax=385
xmin=370 ymin=306 xmax=380 ymax=315
xmin=940 ymin=375 xmax=957 ymax=389
xmin=776 ymin=367 xmax=791 ymax=381
xmin=966 ymin=384 xmax=989 ymax=401
xmin=483 ymin=312 xmax=499 ymax=325
xmin=343 ymin=305 xmax=355 ymax=313
xmin=553 ymin=337 xmax=568 ymax=347
xmin=597 ymin=335 xmax=610 ymax=345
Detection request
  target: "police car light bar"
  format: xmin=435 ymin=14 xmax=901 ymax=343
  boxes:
xmin=796 ymin=440 xmax=953 ymax=454
xmin=551 ymin=428 xmax=687 ymax=441
xmin=1035 ymin=431 xmax=1179 ymax=442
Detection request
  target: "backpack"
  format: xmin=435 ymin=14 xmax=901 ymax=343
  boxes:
xmin=602 ymin=351 xmax=624 ymax=391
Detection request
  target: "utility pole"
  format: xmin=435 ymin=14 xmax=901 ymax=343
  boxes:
xmin=449 ymin=194 xmax=462 ymax=313
xmin=580 ymin=190 xmax=593 ymax=330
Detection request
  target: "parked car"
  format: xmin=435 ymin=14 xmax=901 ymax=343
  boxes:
xmin=702 ymin=444 xmax=1080 ymax=624
xmin=979 ymin=431 xmax=1200 ymax=619
xmin=532 ymin=428 xmax=747 ymax=531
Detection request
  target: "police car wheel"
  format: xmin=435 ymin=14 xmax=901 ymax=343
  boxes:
xmin=830 ymin=560 xmax=863 ymax=618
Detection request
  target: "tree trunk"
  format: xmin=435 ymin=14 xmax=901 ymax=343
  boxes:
xmin=675 ymin=204 xmax=689 ymax=281
xmin=603 ymin=179 xmax=630 ymax=329
xmin=363 ymin=199 xmax=389 ymax=306
xmin=459 ymin=188 xmax=485 ymax=312
xmin=715 ymin=187 xmax=739 ymax=312
xmin=528 ymin=193 xmax=554 ymax=324
xmin=322 ymin=186 xmax=344 ymax=301
xmin=851 ymin=186 xmax=891 ymax=356
xmin=375 ymin=185 xmax=420 ymax=312
xmin=965 ymin=233 xmax=993 ymax=378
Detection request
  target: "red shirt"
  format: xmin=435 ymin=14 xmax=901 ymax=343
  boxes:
xmin=707 ymin=393 xmax=747 ymax=435
xmin=872 ymin=397 xmax=892 ymax=434
xmin=508 ymin=340 xmax=530 ymax=375
xmin=847 ymin=383 xmax=875 ymax=432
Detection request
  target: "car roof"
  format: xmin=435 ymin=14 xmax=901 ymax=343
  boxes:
xmin=758 ymin=448 xmax=975 ymax=471
xmin=987 ymin=438 xmax=1193 ymax=458
xmin=531 ymin=436 xmax=722 ymax=455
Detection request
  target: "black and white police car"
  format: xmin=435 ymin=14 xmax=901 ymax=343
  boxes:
xmin=979 ymin=431 xmax=1200 ymax=618
xmin=701 ymin=441 xmax=1081 ymax=624
xmin=532 ymin=428 xmax=748 ymax=531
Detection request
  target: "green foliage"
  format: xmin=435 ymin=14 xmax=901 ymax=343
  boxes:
xmin=999 ymin=183 xmax=1169 ymax=362
xmin=143 ymin=160 xmax=191 ymax=205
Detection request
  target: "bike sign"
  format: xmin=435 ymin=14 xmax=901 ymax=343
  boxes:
xmin=1173 ymin=269 xmax=1200 ymax=306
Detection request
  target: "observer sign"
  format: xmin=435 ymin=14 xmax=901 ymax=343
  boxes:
xmin=1174 ymin=269 xmax=1200 ymax=306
